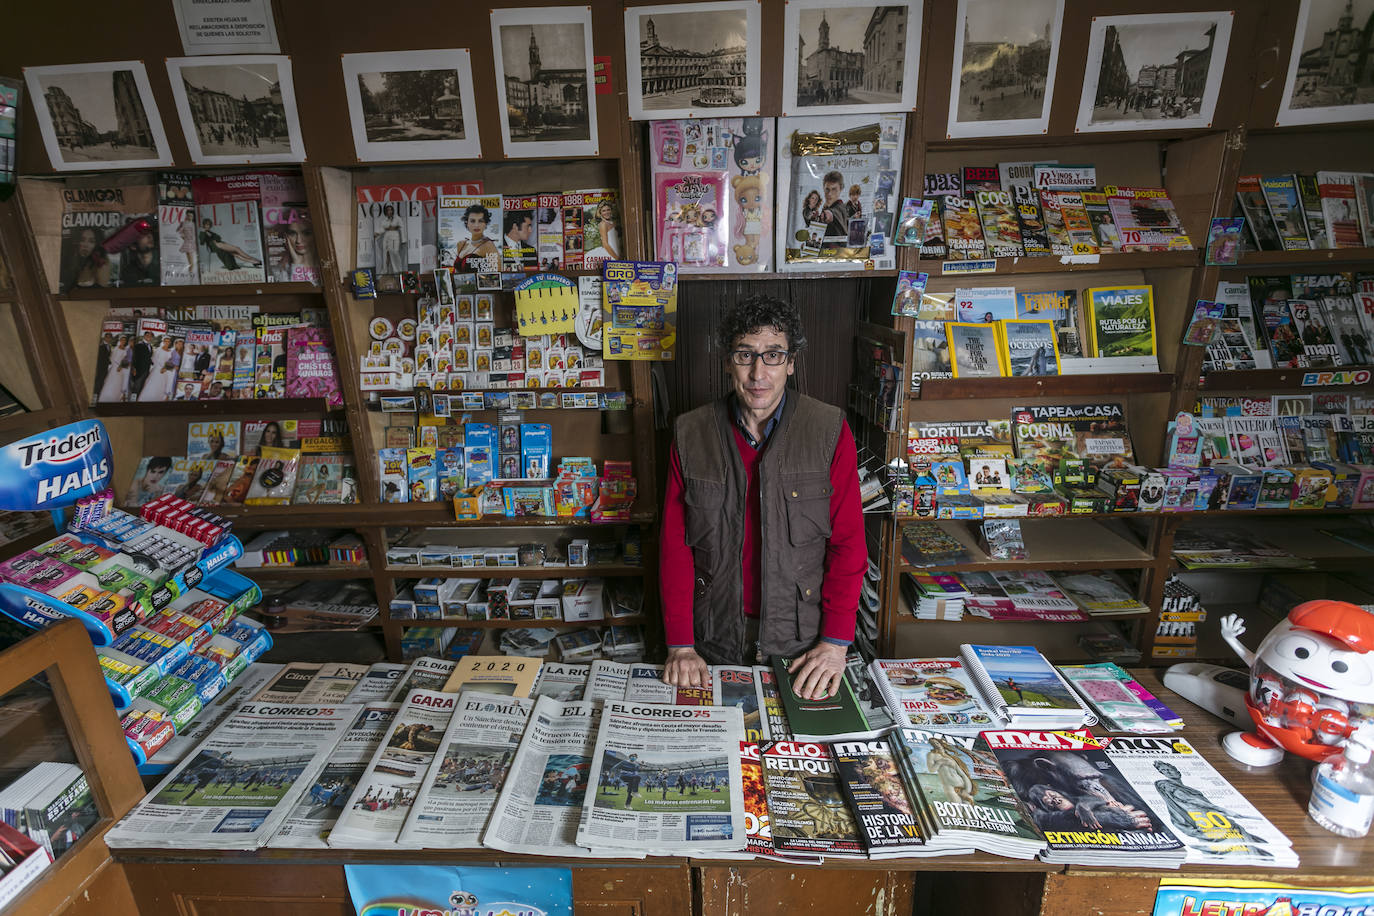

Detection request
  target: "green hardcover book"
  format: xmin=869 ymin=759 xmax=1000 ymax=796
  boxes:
xmin=1086 ymin=285 xmax=1158 ymax=360
xmin=772 ymin=656 xmax=870 ymax=742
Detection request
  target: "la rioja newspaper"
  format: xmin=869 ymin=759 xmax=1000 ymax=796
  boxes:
xmin=104 ymin=700 xmax=356 ymax=849
xmin=576 ymin=701 xmax=746 ymax=856
xmin=395 ymin=692 xmax=534 ymax=848
xmin=983 ymin=729 xmax=1186 ymax=867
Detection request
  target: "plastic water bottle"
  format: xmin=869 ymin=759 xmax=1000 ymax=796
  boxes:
xmin=1309 ymin=721 xmax=1374 ymax=838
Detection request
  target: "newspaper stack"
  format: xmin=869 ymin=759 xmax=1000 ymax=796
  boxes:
xmin=396 ymin=692 xmax=533 ymax=849
xmin=328 ymin=689 xmax=458 ymax=848
xmin=576 ymin=701 xmax=747 ymax=856
xmin=343 ymin=662 xmax=408 ymax=704
xmin=586 ymin=661 xmax=713 ymax=705
xmin=532 ymin=662 xmax=591 ymax=700
xmin=269 ymin=702 xmax=399 ymax=848
xmin=482 ymin=696 xmax=634 ymax=858
xmin=388 ymin=657 xmax=457 ymax=700
xmin=1104 ymin=736 xmax=1298 ymax=868
xmin=105 ymin=700 xmax=357 ymax=849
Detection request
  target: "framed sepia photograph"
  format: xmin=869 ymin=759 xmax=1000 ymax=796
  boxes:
xmin=625 ymin=2 xmax=760 ymax=121
xmin=945 ymin=0 xmax=1063 ymax=139
xmin=1076 ymin=12 xmax=1234 ymax=133
xmin=23 ymin=61 xmax=172 ymax=171
xmin=781 ymin=0 xmax=921 ymax=116
xmin=1276 ymin=0 xmax=1374 ymax=126
xmin=491 ymin=6 xmax=599 ymax=158
xmin=166 ymin=55 xmax=305 ymax=164
xmin=341 ymin=49 xmax=481 ymax=161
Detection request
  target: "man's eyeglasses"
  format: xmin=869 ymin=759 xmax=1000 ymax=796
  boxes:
xmin=729 ymin=349 xmax=791 ymax=366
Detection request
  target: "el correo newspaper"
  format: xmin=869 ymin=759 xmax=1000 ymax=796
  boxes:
xmin=268 ymin=702 xmax=399 ymax=848
xmin=576 ymin=701 xmax=746 ymax=855
xmin=104 ymin=700 xmax=357 ymax=849
xmin=482 ymin=696 xmax=627 ymax=857
xmin=396 ymin=692 xmax=533 ymax=848
xmin=328 ymin=689 xmax=458 ymax=848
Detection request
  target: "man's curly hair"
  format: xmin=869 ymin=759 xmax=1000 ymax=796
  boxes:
xmin=716 ymin=295 xmax=807 ymax=355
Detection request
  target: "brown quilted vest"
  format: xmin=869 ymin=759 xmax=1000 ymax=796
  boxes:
xmin=673 ymin=392 xmax=843 ymax=664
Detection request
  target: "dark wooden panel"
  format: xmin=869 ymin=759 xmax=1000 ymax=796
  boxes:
xmin=60 ymin=860 xmax=140 ymax=916
xmin=696 ymin=866 xmax=914 ymax=915
xmin=661 ymin=277 xmax=871 ymax=419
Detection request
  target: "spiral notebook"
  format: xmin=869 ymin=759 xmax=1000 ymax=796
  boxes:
xmin=957 ymin=643 xmax=1097 ymax=729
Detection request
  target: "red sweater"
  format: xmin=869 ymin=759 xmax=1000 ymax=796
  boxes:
xmin=660 ymin=419 xmax=865 ymax=648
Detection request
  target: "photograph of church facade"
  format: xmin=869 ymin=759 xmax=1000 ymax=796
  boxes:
xmin=636 ymin=14 xmax=748 ymax=110
xmin=500 ymin=25 xmax=590 ymax=141
xmin=1290 ymin=0 xmax=1374 ymax=109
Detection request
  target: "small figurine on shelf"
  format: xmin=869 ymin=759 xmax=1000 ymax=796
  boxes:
xmin=1218 ymin=601 xmax=1374 ymax=767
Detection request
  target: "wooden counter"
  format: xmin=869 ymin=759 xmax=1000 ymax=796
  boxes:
xmin=113 ymin=670 xmax=1374 ymax=916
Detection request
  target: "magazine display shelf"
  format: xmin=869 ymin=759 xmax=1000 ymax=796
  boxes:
xmin=0 ymin=533 xmax=243 ymax=647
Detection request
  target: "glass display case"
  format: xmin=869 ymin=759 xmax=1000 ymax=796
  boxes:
xmin=0 ymin=619 xmax=142 ymax=916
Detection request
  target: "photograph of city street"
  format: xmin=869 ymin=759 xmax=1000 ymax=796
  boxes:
xmin=356 ymin=69 xmax=466 ymax=143
xmin=1081 ymin=13 xmax=1231 ymax=130
xmin=952 ymin=0 xmax=1058 ymax=125
xmin=497 ymin=23 xmax=592 ymax=143
xmin=173 ymin=60 xmax=295 ymax=157
xmin=1278 ymin=0 xmax=1374 ymax=125
xmin=25 ymin=62 xmax=168 ymax=168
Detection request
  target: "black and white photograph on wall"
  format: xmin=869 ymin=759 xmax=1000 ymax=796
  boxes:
xmin=166 ymin=55 xmax=305 ymax=164
xmin=945 ymin=0 xmax=1063 ymax=139
xmin=625 ymin=2 xmax=759 ymax=121
xmin=22 ymin=61 xmax=171 ymax=171
xmin=1076 ymin=12 xmax=1234 ymax=133
xmin=491 ymin=7 xmax=598 ymax=158
xmin=781 ymin=0 xmax=922 ymax=116
xmin=1276 ymin=0 xmax=1374 ymax=126
xmin=342 ymin=50 xmax=481 ymax=161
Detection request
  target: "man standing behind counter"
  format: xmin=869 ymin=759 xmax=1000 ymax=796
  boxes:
xmin=660 ymin=295 xmax=865 ymax=700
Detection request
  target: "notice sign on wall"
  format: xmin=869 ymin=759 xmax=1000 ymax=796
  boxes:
xmin=173 ymin=0 xmax=280 ymax=55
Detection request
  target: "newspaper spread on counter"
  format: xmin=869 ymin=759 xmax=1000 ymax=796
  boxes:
xmin=586 ymin=660 xmax=631 ymax=700
xmin=344 ymin=662 xmax=408 ymax=703
xmin=482 ymin=696 xmax=632 ymax=857
xmin=576 ymin=701 xmax=746 ymax=855
xmin=396 ymin=692 xmax=533 ymax=848
xmin=388 ymin=657 xmax=457 ymax=700
xmin=268 ymin=702 xmax=399 ymax=848
xmin=532 ymin=662 xmax=590 ymax=700
xmin=296 ymin=663 xmax=369 ymax=703
xmin=328 ymin=689 xmax=458 ymax=848
xmin=586 ymin=661 xmax=713 ymax=704
xmin=105 ymin=700 xmax=357 ymax=849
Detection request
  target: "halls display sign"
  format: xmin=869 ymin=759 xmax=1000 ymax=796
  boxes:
xmin=0 ymin=420 xmax=112 ymax=511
